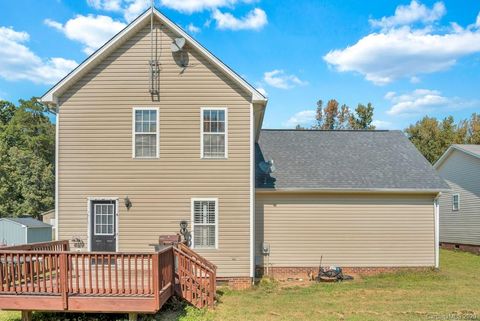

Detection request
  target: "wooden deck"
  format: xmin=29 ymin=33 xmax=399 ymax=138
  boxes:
xmin=0 ymin=241 xmax=216 ymax=314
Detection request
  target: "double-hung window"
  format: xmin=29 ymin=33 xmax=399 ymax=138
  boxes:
xmin=192 ymin=199 xmax=218 ymax=249
xmin=201 ymin=108 xmax=227 ymax=158
xmin=133 ymin=108 xmax=159 ymax=158
xmin=452 ymin=194 xmax=460 ymax=211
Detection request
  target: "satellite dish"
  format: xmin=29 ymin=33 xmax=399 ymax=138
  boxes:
xmin=171 ymin=37 xmax=186 ymax=53
xmin=259 ymin=160 xmax=275 ymax=174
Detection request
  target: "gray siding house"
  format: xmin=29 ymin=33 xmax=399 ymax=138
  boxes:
xmin=0 ymin=217 xmax=52 ymax=246
xmin=434 ymin=145 xmax=480 ymax=254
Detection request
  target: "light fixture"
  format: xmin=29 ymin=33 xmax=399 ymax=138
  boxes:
xmin=124 ymin=196 xmax=132 ymax=210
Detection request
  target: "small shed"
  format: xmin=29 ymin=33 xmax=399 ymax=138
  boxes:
xmin=0 ymin=217 xmax=52 ymax=246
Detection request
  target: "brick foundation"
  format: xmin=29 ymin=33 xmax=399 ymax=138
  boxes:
xmin=256 ymin=266 xmax=432 ymax=280
xmin=440 ymin=242 xmax=480 ymax=255
xmin=216 ymin=277 xmax=252 ymax=290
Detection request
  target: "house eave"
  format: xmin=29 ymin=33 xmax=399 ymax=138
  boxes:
xmin=255 ymin=187 xmax=449 ymax=194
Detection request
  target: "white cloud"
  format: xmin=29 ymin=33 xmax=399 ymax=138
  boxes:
xmin=212 ymin=8 xmax=267 ymax=30
xmin=45 ymin=15 xmax=126 ymax=55
xmin=385 ymin=89 xmax=479 ymax=116
xmin=372 ymin=119 xmax=393 ymax=129
xmin=86 ymin=0 xmax=149 ymax=22
xmin=186 ymin=23 xmax=201 ymax=34
xmin=87 ymin=0 xmax=122 ymax=11
xmin=0 ymin=26 xmax=77 ymax=85
xmin=159 ymin=0 xmax=256 ymax=14
xmin=284 ymin=110 xmax=316 ymax=128
xmin=257 ymin=87 xmax=268 ymax=97
xmin=263 ymin=70 xmax=307 ymax=89
xmin=369 ymin=1 xmax=446 ymax=30
xmin=324 ymin=2 xmax=480 ymax=85
xmin=123 ymin=0 xmax=150 ymax=22
xmin=324 ymin=26 xmax=480 ymax=85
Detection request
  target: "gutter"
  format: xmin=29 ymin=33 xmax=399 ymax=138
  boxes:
xmin=256 ymin=188 xmax=450 ymax=194
xmin=434 ymin=192 xmax=442 ymax=269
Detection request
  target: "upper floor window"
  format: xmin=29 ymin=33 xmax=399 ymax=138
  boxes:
xmin=201 ymin=108 xmax=227 ymax=158
xmin=452 ymin=194 xmax=460 ymax=211
xmin=133 ymin=108 xmax=159 ymax=158
xmin=192 ymin=198 xmax=218 ymax=249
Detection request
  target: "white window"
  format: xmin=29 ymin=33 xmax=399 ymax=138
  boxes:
xmin=452 ymin=194 xmax=460 ymax=211
xmin=201 ymin=108 xmax=227 ymax=158
xmin=94 ymin=203 xmax=115 ymax=235
xmin=191 ymin=198 xmax=218 ymax=249
xmin=133 ymin=108 xmax=159 ymax=158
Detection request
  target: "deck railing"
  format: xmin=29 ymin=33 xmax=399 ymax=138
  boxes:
xmin=174 ymin=246 xmax=216 ymax=308
xmin=0 ymin=240 xmax=216 ymax=313
xmin=0 ymin=240 xmax=70 ymax=252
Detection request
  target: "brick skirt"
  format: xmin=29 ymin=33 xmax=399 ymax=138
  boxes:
xmin=440 ymin=242 xmax=480 ymax=255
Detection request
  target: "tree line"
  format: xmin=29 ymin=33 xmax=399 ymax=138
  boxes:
xmin=0 ymin=98 xmax=55 ymax=218
xmin=0 ymin=97 xmax=479 ymax=218
xmin=297 ymin=98 xmax=480 ymax=164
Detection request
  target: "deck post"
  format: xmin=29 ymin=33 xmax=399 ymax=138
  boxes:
xmin=21 ymin=311 xmax=32 ymax=321
xmin=59 ymin=252 xmax=68 ymax=310
xmin=128 ymin=313 xmax=138 ymax=321
xmin=152 ymin=253 xmax=159 ymax=310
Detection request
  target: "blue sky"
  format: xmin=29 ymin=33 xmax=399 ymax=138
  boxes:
xmin=0 ymin=0 xmax=479 ymax=129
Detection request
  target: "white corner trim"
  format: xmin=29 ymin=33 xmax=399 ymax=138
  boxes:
xmin=132 ymin=107 xmax=160 ymax=159
xmin=191 ymin=197 xmax=219 ymax=250
xmin=434 ymin=193 xmax=441 ymax=269
xmin=55 ymin=112 xmax=59 ymax=242
xmin=249 ymin=103 xmax=255 ymax=279
xmin=200 ymin=107 xmax=228 ymax=159
xmin=87 ymin=197 xmax=120 ymax=252
xmin=40 ymin=8 xmax=267 ymax=104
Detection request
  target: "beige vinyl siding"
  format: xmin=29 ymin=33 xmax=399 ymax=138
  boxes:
xmin=255 ymin=192 xmax=436 ymax=267
xmin=57 ymin=18 xmax=251 ymax=277
xmin=437 ymin=150 xmax=480 ymax=246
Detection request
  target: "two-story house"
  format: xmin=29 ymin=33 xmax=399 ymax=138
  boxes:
xmin=40 ymin=8 xmax=449 ymax=287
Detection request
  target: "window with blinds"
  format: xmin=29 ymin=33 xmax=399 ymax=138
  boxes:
xmin=133 ymin=108 xmax=158 ymax=158
xmin=201 ymin=108 xmax=227 ymax=158
xmin=192 ymin=199 xmax=217 ymax=249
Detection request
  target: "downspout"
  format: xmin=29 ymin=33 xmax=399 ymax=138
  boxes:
xmin=434 ymin=192 xmax=441 ymax=269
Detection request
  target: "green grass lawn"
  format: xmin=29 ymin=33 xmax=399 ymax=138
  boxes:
xmin=1 ymin=249 xmax=479 ymax=321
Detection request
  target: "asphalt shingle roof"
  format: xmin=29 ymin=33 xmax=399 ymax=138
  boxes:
xmin=256 ymin=129 xmax=449 ymax=191
xmin=2 ymin=217 xmax=51 ymax=228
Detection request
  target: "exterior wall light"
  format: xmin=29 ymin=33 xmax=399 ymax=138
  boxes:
xmin=124 ymin=196 xmax=132 ymax=210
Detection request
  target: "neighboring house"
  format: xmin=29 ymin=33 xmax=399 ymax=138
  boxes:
xmin=434 ymin=145 xmax=480 ymax=255
xmin=0 ymin=217 xmax=52 ymax=246
xmin=41 ymin=209 xmax=56 ymax=240
xmin=39 ymin=8 xmax=448 ymax=286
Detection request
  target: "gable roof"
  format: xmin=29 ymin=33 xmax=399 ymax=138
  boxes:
xmin=41 ymin=8 xmax=267 ymax=104
xmin=256 ymin=130 xmax=449 ymax=192
xmin=433 ymin=144 xmax=480 ymax=169
xmin=1 ymin=217 xmax=51 ymax=228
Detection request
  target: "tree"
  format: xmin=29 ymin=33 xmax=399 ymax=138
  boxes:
xmin=0 ymin=100 xmax=16 ymax=126
xmin=314 ymin=99 xmax=350 ymax=129
xmin=405 ymin=116 xmax=468 ymax=164
xmin=466 ymin=113 xmax=480 ymax=144
xmin=0 ymin=98 xmax=55 ymax=218
xmin=349 ymin=103 xmax=375 ymax=130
